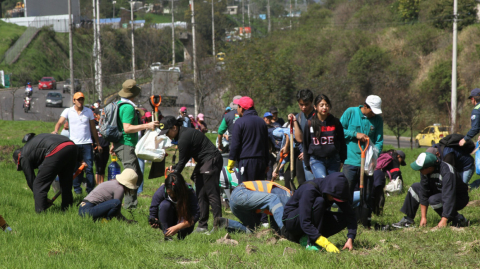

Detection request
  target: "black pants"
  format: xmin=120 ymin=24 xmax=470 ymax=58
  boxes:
xmin=33 ymin=145 xmax=77 ymax=213
xmin=94 ymin=148 xmax=110 ymax=175
xmin=283 ymin=148 xmax=304 ymax=190
xmin=238 ymin=158 xmax=266 ymax=182
xmin=283 ymin=196 xmax=348 ymax=244
xmin=401 ymin=183 xmax=469 ymax=220
xmin=193 ymin=155 xmax=223 ymax=228
xmin=266 ymin=152 xmax=277 ymax=181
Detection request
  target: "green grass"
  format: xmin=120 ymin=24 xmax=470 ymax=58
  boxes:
xmin=2 ymin=120 xmax=480 ymax=267
xmin=0 ymin=20 xmax=26 ymax=57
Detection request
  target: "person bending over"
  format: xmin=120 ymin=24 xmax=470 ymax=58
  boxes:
xmin=149 ymin=173 xmax=199 ymax=240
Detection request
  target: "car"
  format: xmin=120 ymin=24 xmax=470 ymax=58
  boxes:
xmin=63 ymin=78 xmax=82 ymax=93
xmin=415 ymin=124 xmax=450 ymax=147
xmin=150 ymin=62 xmax=162 ymax=72
xmin=45 ymin=91 xmax=63 ymax=107
xmin=216 ymin=52 xmax=226 ymax=62
xmin=168 ymin=67 xmax=181 ymax=72
xmin=39 ymin=77 xmax=57 ymax=90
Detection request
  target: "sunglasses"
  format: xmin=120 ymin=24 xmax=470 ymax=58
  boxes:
xmin=75 ymin=98 xmax=85 ymax=102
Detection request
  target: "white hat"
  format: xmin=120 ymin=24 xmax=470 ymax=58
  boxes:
xmin=115 ymin=168 xmax=138 ymax=189
xmin=365 ymin=95 xmax=382 ymax=115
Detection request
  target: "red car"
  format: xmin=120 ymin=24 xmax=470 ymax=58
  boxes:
xmin=38 ymin=77 xmax=57 ymax=90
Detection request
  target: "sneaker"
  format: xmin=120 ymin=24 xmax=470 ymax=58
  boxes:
xmin=392 ymin=216 xmax=415 ymax=229
xmin=451 ymin=214 xmax=470 ymax=227
xmin=279 ymin=176 xmax=285 ymax=181
xmin=214 ymin=217 xmax=229 ymax=230
xmin=195 ymin=227 xmax=209 ymax=233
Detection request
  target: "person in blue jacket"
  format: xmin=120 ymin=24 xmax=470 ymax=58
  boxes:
xmin=282 ymin=172 xmax=357 ymax=253
xmin=460 ymin=88 xmax=480 ymax=147
xmin=149 ymin=173 xmax=200 ymax=240
xmin=227 ymin=96 xmax=270 ymax=182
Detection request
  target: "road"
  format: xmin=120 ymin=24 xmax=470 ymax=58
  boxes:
xmin=383 ymin=135 xmax=420 ymax=149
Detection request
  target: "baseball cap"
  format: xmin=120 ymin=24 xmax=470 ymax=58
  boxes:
xmin=365 ymin=95 xmax=382 ymax=115
xmin=198 ymin=113 xmax=205 ymax=121
xmin=269 ymin=106 xmax=278 ymax=114
xmin=396 ymin=150 xmax=406 ymax=166
xmin=226 ymin=106 xmax=232 ymax=111
xmin=229 ymin=95 xmax=242 ymax=109
xmin=159 ymin=116 xmax=177 ymax=135
xmin=73 ymin=92 xmax=84 ymax=100
xmin=468 ymin=88 xmax=480 ymax=99
xmin=410 ymin=152 xmax=438 ymax=171
xmin=264 ymin=112 xmax=273 ymax=118
xmin=233 ymin=96 xmax=254 ymax=110
xmin=144 ymin=111 xmax=152 ymax=118
xmin=180 ymin=107 xmax=187 ymax=113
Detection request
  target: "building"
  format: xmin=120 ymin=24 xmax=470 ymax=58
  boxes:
xmin=24 ymin=0 xmax=80 ymax=18
xmin=225 ymin=6 xmax=238 ymax=15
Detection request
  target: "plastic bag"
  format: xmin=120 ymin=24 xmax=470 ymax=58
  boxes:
xmin=385 ymin=176 xmax=403 ymax=194
xmin=364 ymin=145 xmax=379 ymax=176
xmin=135 ymin=130 xmax=171 ymax=162
xmin=476 ymin=142 xmax=480 ymax=175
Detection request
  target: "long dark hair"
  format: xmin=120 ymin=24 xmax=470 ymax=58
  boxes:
xmin=311 ymin=94 xmax=332 ymax=139
xmin=165 ymin=173 xmax=192 ymax=223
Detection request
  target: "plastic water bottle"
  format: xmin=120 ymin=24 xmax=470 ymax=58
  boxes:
xmin=108 ymin=155 xmax=121 ymax=181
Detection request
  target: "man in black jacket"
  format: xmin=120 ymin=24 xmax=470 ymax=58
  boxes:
xmin=161 ymin=116 xmax=223 ymax=233
xmin=13 ymin=133 xmax=79 ymax=213
xmin=392 ymin=152 xmax=469 ymax=229
xmin=227 ymin=96 xmax=270 ymax=182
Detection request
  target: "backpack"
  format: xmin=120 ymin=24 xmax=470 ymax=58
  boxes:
xmin=99 ymin=102 xmax=132 ymax=143
xmin=375 ymin=153 xmax=393 ymax=171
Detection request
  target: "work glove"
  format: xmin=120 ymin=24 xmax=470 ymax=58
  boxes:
xmin=227 ymin=160 xmax=236 ymax=174
xmin=315 ymin=236 xmax=340 ymax=253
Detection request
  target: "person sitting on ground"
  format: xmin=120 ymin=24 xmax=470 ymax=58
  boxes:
xmin=13 ymin=133 xmax=79 ymax=213
xmin=214 ymin=180 xmax=292 ymax=233
xmin=303 ymin=94 xmax=346 ymax=179
xmin=197 ymin=113 xmax=208 ymax=133
xmin=79 ymin=168 xmax=138 ymax=222
xmin=392 ymin=152 xmax=469 ymax=229
xmin=149 ymin=173 xmax=199 ymax=240
xmin=282 ymin=172 xmax=356 ymax=253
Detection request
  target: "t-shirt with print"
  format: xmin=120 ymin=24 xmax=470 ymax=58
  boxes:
xmin=117 ymin=101 xmax=138 ymax=147
xmin=60 ymin=106 xmax=94 ymax=145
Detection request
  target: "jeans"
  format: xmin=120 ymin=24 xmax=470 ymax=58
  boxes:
xmin=227 ymin=186 xmax=288 ymax=232
xmin=73 ymin=144 xmax=95 ymax=194
xmin=78 ymin=199 xmax=122 ymax=220
xmin=343 ymin=164 xmax=373 ymax=204
xmin=462 ymin=165 xmax=474 ymax=184
xmin=302 ymin=159 xmax=315 ymax=181
xmin=309 ymin=155 xmax=341 ymax=179
xmin=137 ymin=158 xmax=145 ymax=194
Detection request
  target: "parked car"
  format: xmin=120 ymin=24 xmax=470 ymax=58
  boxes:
xmin=216 ymin=52 xmax=226 ymax=62
xmin=63 ymin=78 xmax=82 ymax=93
xmin=45 ymin=92 xmax=63 ymax=107
xmin=415 ymin=124 xmax=450 ymax=147
xmin=39 ymin=77 xmax=56 ymax=90
xmin=150 ymin=62 xmax=162 ymax=72
xmin=168 ymin=67 xmax=181 ymax=73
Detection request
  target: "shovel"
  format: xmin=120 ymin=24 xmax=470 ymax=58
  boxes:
xmin=50 ymin=162 xmax=87 ymax=203
xmin=149 ymin=95 xmax=162 ymax=121
xmin=289 ymin=117 xmax=295 ymax=190
xmin=358 ymin=137 xmax=371 ymax=228
xmin=271 ymin=149 xmax=288 ymax=182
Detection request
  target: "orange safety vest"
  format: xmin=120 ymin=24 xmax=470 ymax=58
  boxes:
xmin=241 ymin=181 xmax=292 ymax=215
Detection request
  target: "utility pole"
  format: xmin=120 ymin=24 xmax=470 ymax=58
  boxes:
xmin=191 ymin=0 xmax=198 ymax=116
xmin=289 ymin=0 xmax=292 ymax=29
xmin=96 ymin=0 xmax=103 ymax=101
xmin=92 ymin=0 xmax=98 ymax=99
xmin=211 ymin=0 xmax=215 ymax=57
xmin=242 ymin=0 xmax=244 ymax=27
xmin=172 ymin=0 xmax=175 ymax=65
xmin=113 ymin=1 xmax=116 ymax=18
xmin=247 ymin=1 xmax=250 ymax=28
xmin=267 ymin=0 xmax=271 ymax=33
xmin=451 ymin=0 xmax=458 ymax=133
xmin=68 ymin=0 xmax=74 ymax=106
xmin=130 ymin=1 xmax=136 ymax=80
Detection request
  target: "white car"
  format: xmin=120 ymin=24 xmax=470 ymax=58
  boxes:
xmin=168 ymin=67 xmax=180 ymax=72
xmin=150 ymin=62 xmax=162 ymax=72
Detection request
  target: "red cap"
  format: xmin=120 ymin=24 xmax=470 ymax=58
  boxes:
xmin=233 ymin=96 xmax=254 ymax=110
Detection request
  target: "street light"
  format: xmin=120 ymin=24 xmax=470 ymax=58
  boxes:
xmin=120 ymin=4 xmax=145 ymax=80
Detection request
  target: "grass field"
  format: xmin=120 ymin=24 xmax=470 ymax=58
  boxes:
xmin=0 ymin=20 xmax=26 ymax=57
xmin=1 ymin=120 xmax=480 ymax=268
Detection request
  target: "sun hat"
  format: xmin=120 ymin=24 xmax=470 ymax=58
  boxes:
xmin=197 ymin=113 xmax=205 ymax=121
xmin=118 ymin=79 xmax=141 ymax=99
xmin=233 ymin=96 xmax=254 ymax=110
xmin=410 ymin=152 xmax=437 ymax=171
xmin=365 ymin=95 xmax=382 ymax=115
xmin=115 ymin=168 xmax=138 ymax=189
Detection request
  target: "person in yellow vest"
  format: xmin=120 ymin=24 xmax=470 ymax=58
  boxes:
xmin=214 ymin=180 xmax=291 ymax=233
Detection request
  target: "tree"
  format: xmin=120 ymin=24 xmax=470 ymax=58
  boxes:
xmin=427 ymin=0 xmax=477 ymax=30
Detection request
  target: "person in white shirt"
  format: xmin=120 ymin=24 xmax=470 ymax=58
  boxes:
xmin=52 ymin=92 xmax=103 ymax=194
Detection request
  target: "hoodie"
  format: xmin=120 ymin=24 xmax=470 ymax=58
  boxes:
xmin=283 ymin=172 xmax=357 ymax=243
xmin=149 ymin=184 xmax=200 ymax=225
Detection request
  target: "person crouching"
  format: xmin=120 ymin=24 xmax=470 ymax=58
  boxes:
xmin=149 ymin=173 xmax=199 ymax=240
xmin=79 ymin=168 xmax=138 ymax=222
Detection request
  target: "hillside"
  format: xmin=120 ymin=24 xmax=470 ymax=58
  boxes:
xmin=0 ymin=20 xmax=26 ymax=57
xmin=223 ymin=0 xmax=480 ymax=136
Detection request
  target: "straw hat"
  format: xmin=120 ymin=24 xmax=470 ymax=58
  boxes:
xmin=115 ymin=168 xmax=138 ymax=189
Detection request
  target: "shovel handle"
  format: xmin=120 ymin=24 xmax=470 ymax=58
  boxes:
xmin=289 ymin=117 xmax=294 ymax=173
xmin=358 ymin=138 xmax=369 ymax=189
xmin=358 ymin=137 xmax=370 ymax=158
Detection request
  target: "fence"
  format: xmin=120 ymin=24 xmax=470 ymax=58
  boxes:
xmin=151 ymin=22 xmax=187 ymax=30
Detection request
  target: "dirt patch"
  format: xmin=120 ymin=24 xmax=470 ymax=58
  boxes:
xmin=467 ymin=200 xmax=480 ymax=207
xmin=138 ymin=194 xmax=152 ymax=198
xmin=0 ymin=145 xmax=15 ymax=163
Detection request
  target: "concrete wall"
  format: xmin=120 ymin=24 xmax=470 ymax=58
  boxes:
xmin=25 ymin=0 xmax=80 ymax=18
xmin=1 ymin=15 xmax=74 ymax=32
